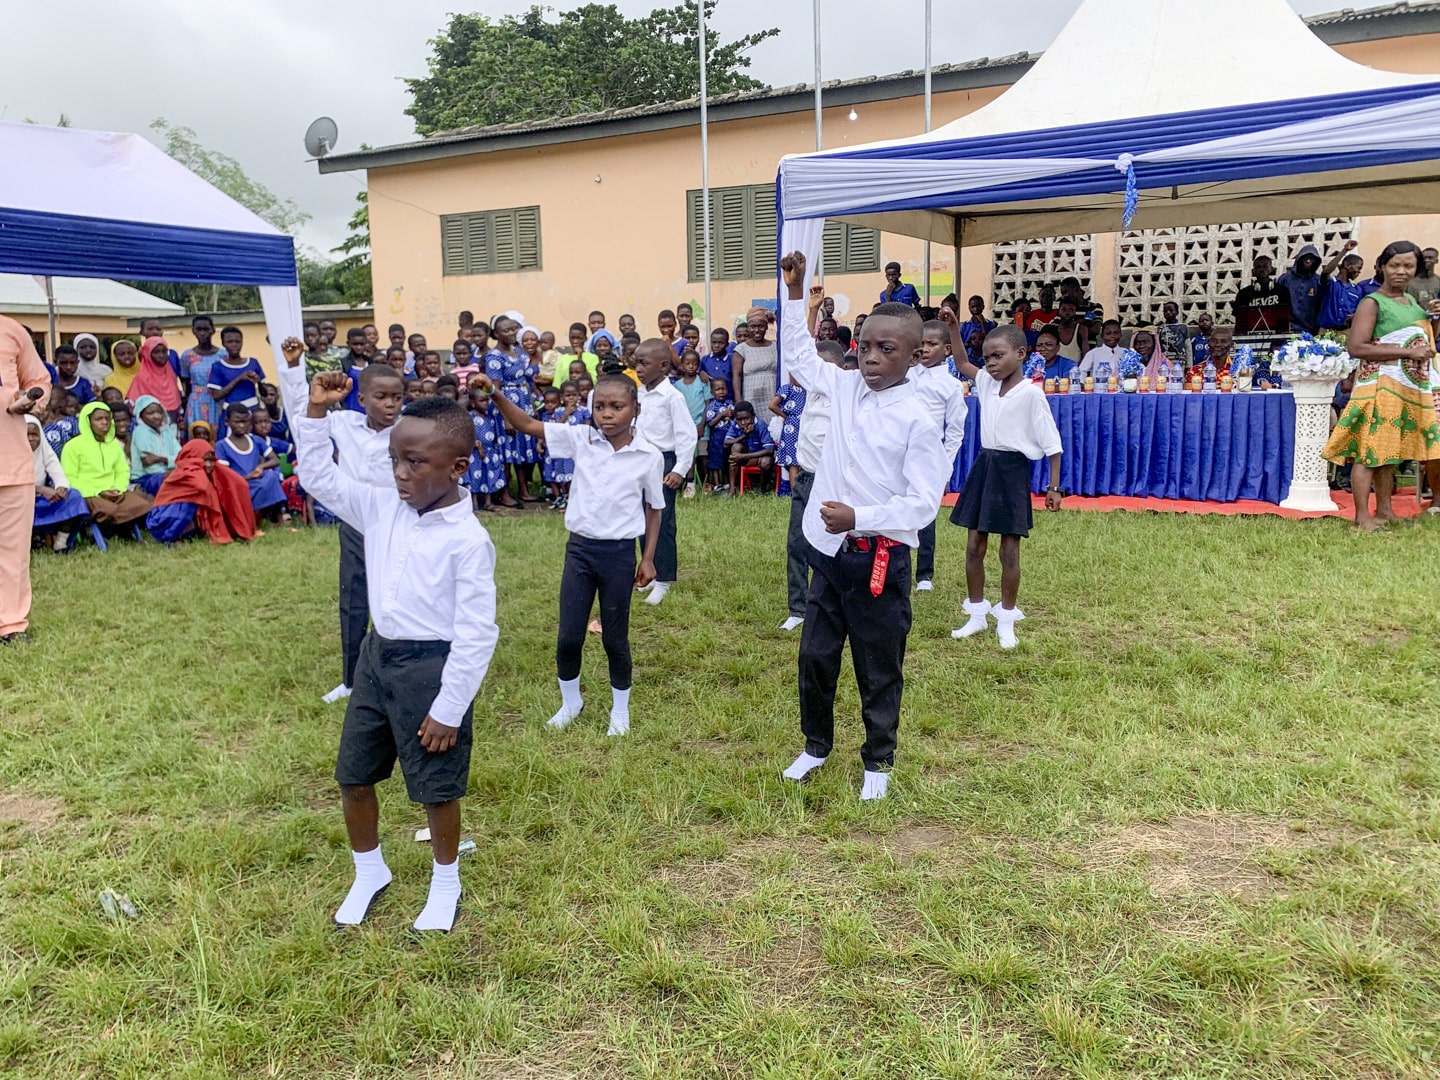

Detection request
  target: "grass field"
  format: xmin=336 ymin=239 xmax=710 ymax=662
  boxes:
xmin=1 ymin=497 xmax=1439 ymax=1079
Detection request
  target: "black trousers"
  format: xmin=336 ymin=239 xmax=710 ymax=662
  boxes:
xmin=558 ymin=535 xmax=636 ymax=690
xmin=916 ymin=518 xmax=937 ymax=582
xmin=338 ymin=522 xmax=369 ymax=688
xmin=786 ymin=470 xmax=816 ymax=617
xmin=335 ymin=634 xmax=473 ymax=804
xmin=798 ymin=542 xmax=912 ymax=771
xmin=654 ymin=450 xmax=678 ymax=582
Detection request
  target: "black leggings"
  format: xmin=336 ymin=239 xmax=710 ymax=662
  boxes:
xmin=556 ymin=535 xmax=637 ymax=690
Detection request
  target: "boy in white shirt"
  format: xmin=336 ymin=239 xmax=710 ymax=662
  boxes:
xmin=286 ymin=341 xmax=498 ymax=934
xmin=777 ymin=252 xmax=950 ymax=801
xmin=632 ymin=340 xmax=698 ymax=607
xmin=911 ymin=319 xmax=968 ymax=592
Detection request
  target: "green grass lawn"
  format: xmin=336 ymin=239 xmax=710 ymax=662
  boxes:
xmin=2 ymin=498 xmax=1439 ymax=1079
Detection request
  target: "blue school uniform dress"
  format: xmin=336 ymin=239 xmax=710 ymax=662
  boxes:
xmin=703 ymin=399 xmax=735 ymax=469
xmin=255 ymin=435 xmax=293 ymax=468
xmin=774 ymin=384 xmax=806 ymax=467
xmin=484 ymin=348 xmax=539 ymax=465
xmin=44 ymin=417 xmax=79 ymax=456
xmin=700 ymin=350 xmax=734 ymax=398
xmin=215 ymin=434 xmax=286 ymax=512
xmin=466 ymin=411 xmax=507 ymax=496
xmin=542 ymin=407 xmax=591 ymax=485
xmin=538 ymin=407 xmax=568 ymax=483
xmin=1190 ymin=333 xmax=1211 ymax=369
xmin=343 ymin=366 xmax=368 ymax=413
xmin=207 ymin=356 xmax=267 ymax=435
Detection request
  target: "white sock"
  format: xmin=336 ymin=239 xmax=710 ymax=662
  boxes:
xmin=413 ymin=859 xmax=462 ymax=933
xmin=53 ymin=531 xmax=70 ymax=551
xmin=860 ymin=771 xmax=890 ymax=801
xmin=994 ymin=605 xmax=1025 ymax=650
xmin=608 ymin=685 xmax=631 ymax=736
xmin=783 ymin=751 xmax=827 ymax=781
xmin=334 ymin=846 xmax=392 ymax=926
xmin=951 ymin=598 xmax=991 ymax=639
xmin=644 ymin=581 xmax=671 ymax=606
xmin=779 ymin=615 xmax=805 ymax=632
xmin=548 ymin=677 xmax=584 ymax=729
xmin=323 ymin=683 xmax=352 ymax=704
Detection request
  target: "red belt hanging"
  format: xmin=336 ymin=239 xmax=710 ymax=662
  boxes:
xmin=848 ymin=535 xmax=899 ymax=597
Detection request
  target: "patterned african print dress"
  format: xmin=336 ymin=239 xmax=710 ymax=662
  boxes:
xmin=774 ymin=384 xmax=806 ymax=467
xmin=484 ymin=348 xmax=540 ymax=464
xmin=1323 ymin=292 xmax=1440 ymax=468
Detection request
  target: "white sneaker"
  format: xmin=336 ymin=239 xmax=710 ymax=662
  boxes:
xmin=322 ymin=683 xmax=352 ymax=704
xmin=950 ymin=599 xmax=991 ymax=639
xmin=994 ymin=605 xmax=1024 ymax=649
xmin=779 ymin=615 xmax=805 ymax=631
xmin=644 ymin=581 xmax=671 ymax=606
xmin=683 ymin=482 xmax=696 ymax=499
xmin=915 ymin=579 xmax=933 ymax=592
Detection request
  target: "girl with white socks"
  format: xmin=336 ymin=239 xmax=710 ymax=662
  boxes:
xmin=479 ymin=372 xmax=663 ymax=736
xmin=941 ymin=318 xmax=1064 ymax=648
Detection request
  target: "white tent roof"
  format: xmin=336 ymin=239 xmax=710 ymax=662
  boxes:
xmin=0 ymin=274 xmax=183 ymax=319
xmin=779 ymin=0 xmax=1440 ymax=246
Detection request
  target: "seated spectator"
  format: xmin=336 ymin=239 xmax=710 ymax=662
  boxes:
xmin=1078 ymin=319 xmax=1124 ymax=376
xmin=128 ymin=395 xmax=180 ymax=497
xmin=109 ymin=403 xmax=133 ymax=456
xmin=1035 ymin=327 xmax=1078 ymax=380
xmin=1187 ymin=326 xmax=1235 ymax=381
xmin=52 ymin=345 xmax=95 ymax=407
xmin=146 ymin=440 xmax=257 ymax=545
xmin=60 ymin=402 xmax=153 ymax=527
xmin=724 ymin=401 xmax=776 ymax=494
xmin=103 ymin=340 xmax=141 ymax=398
xmin=959 ymin=295 xmax=996 ymax=345
xmin=73 ymin=333 xmax=112 ymax=387
xmin=215 ymin=402 xmax=289 ymax=523
xmin=1047 ymin=300 xmax=1089 ymax=363
xmin=27 ymin=415 xmax=89 ymax=552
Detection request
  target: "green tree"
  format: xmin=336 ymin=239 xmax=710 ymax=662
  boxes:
xmin=405 ymin=1 xmax=778 ymax=135
xmin=328 ymin=191 xmax=373 ymax=307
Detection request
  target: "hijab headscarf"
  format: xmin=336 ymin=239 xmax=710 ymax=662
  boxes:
xmin=586 ymin=328 xmax=618 ymax=353
xmin=1136 ymin=329 xmax=1168 ymax=381
xmin=105 ymin=340 xmax=140 ymax=396
xmin=128 ymin=395 xmax=182 ymax=478
xmin=27 ymin=414 xmax=66 ymax=488
xmin=519 ymin=326 xmax=543 ymax=359
xmin=154 ymin=439 xmax=256 ymax=544
xmin=126 ymin=336 xmax=182 ymax=412
xmin=72 ymin=333 xmax=111 ymax=385
xmin=59 ymin=401 xmax=128 ymax=497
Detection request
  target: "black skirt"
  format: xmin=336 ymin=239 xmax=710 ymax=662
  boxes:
xmin=950 ymin=448 xmax=1034 ymax=537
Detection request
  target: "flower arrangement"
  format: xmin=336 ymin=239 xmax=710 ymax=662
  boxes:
xmin=1117 ymin=349 xmax=1145 ymax=379
xmin=1024 ymin=352 xmax=1045 ymax=380
xmin=1272 ymin=333 xmax=1356 ymax=381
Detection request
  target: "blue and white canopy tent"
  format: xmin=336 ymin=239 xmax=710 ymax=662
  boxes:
xmin=0 ymin=120 xmax=302 ymax=367
xmin=777 ymin=0 xmax=1440 ymax=292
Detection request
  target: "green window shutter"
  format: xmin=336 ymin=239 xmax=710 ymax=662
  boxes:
xmin=686 ymin=189 xmax=703 ymax=282
xmin=516 ymin=206 xmax=541 ymax=270
xmin=717 ymin=188 xmax=748 ymax=280
xmin=466 ymin=213 xmax=490 ymax=274
xmin=491 ymin=209 xmax=518 ymax=272
xmin=822 ymin=221 xmax=845 ymax=276
xmin=441 ymin=215 xmax=469 ymax=276
xmin=750 ymin=184 xmax=778 ymax=281
xmin=843 ymin=225 xmax=879 ymax=273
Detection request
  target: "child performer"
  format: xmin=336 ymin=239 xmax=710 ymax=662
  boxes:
xmin=479 ymin=371 xmax=663 ymax=736
xmin=278 ymin=344 xmax=405 ymax=705
xmin=631 ymin=339 xmax=697 ymax=607
xmin=289 ymin=348 xmax=498 ymax=933
xmin=912 ymin=318 xmax=969 ymax=592
xmin=944 ymin=322 xmax=1064 ymax=649
xmin=778 ymin=251 xmax=949 ymax=801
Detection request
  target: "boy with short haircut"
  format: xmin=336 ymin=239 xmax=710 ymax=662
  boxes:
xmin=701 ymin=328 xmax=735 ymax=398
xmin=51 ymin=346 xmax=95 ymax=407
xmin=588 ymin=311 xmax=607 ymax=336
xmin=675 ymin=303 xmax=694 ymax=332
xmin=616 ymin=313 xmax=636 ymax=338
xmin=287 ymin=342 xmax=497 ymax=933
xmin=912 ymin=319 xmax=968 ymax=592
xmin=1077 ymin=320 xmax=1123 ymax=376
xmin=779 ymin=251 xmax=949 ymax=801
xmin=656 ymin=309 xmax=679 ymax=350
xmin=724 ymin=401 xmax=777 ymax=492
xmin=278 ymin=339 xmax=405 ymax=706
xmin=631 ymin=339 xmax=698 ymax=606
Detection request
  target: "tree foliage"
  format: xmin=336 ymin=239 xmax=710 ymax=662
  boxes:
xmin=405 ymin=1 xmax=778 ymax=135
xmin=327 ymin=191 xmax=373 ymax=307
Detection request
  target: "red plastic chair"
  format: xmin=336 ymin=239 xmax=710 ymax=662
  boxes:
xmin=737 ymin=464 xmax=781 ymax=494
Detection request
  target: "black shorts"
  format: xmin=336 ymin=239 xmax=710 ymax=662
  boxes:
xmin=334 ymin=633 xmax=473 ymax=804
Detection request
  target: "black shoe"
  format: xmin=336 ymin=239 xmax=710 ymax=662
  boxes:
xmin=1 ymin=632 xmax=31 ymax=646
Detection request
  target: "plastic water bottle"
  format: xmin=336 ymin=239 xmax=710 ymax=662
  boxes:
xmin=1068 ymin=368 xmax=1082 ymax=394
xmin=1170 ymin=359 xmax=1184 ymax=393
xmin=1203 ymin=358 xmax=1218 ymax=393
xmin=1097 ymin=359 xmax=1112 ymax=393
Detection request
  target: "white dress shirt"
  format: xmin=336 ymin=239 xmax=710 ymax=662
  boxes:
xmin=293 ymin=415 xmax=498 ymax=728
xmin=634 ymin=378 xmax=698 ymax=474
xmin=794 ymin=388 xmax=831 ymax=475
xmin=780 ymin=297 xmax=949 ymax=556
xmin=543 ymin=423 xmax=666 ymax=540
xmin=277 ymin=360 xmax=393 ymax=486
xmin=1076 ymin=344 xmax=1123 ymax=376
xmin=973 ymin=370 xmax=1064 ymax=459
xmin=910 ymin=362 xmax=968 ymax=460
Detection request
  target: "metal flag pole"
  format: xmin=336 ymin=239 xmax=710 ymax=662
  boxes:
xmin=44 ymin=276 xmax=57 ymax=363
xmin=923 ymin=0 xmax=933 ymax=305
xmin=699 ymin=0 xmax=712 ymax=336
xmin=813 ymin=0 xmax=824 ymax=286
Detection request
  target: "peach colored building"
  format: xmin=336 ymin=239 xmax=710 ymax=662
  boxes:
xmin=322 ymin=4 xmax=1440 ymax=344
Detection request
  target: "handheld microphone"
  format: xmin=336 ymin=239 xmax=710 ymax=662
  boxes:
xmin=27 ymin=387 xmax=45 ymax=400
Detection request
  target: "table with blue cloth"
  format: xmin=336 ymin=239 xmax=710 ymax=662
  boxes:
xmin=948 ymin=391 xmax=1296 ymax=503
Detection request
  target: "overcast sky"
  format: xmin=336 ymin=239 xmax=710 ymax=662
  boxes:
xmin=7 ymin=0 xmax=1343 ymax=256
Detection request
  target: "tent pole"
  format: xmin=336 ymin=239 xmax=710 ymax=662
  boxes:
xmin=813 ymin=0 xmax=824 ymax=288
xmin=698 ymin=0 xmax=712 ymax=337
xmin=952 ymin=217 xmax=964 ymax=317
xmin=922 ymin=0 xmax=932 ymax=306
xmin=43 ymin=276 xmax=57 ymax=364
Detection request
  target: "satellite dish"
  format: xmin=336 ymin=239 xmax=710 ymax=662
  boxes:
xmin=304 ymin=116 xmax=339 ymax=159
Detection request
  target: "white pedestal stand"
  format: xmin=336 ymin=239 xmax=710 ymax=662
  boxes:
xmin=1278 ymin=379 xmax=1343 ymax=512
